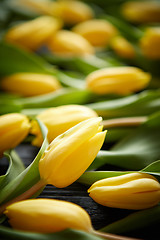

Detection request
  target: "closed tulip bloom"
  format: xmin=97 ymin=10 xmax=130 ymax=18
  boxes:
xmin=0 ymin=113 xmax=30 ymax=156
xmin=52 ymin=0 xmax=94 ymax=25
xmin=140 ymin=27 xmax=160 ymax=59
xmin=4 ymin=199 xmax=92 ymax=233
xmin=31 ymin=105 xmax=98 ymax=146
xmin=5 ymin=16 xmax=62 ymax=50
xmin=47 ymin=30 xmax=94 ymax=57
xmin=122 ymin=1 xmax=160 ymax=23
xmin=72 ymin=19 xmax=117 ymax=48
xmin=39 ymin=117 xmax=106 ymax=188
xmin=1 ymin=73 xmax=61 ymax=97
xmin=110 ymin=36 xmax=135 ymax=59
xmin=86 ymin=66 xmax=151 ymax=95
xmin=88 ymin=173 xmax=160 ymax=210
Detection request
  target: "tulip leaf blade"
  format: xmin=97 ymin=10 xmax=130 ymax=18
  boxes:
xmin=102 ymin=15 xmax=143 ymax=42
xmin=87 ymin=90 xmax=160 ymax=119
xmin=0 ymin=41 xmax=54 ymax=77
xmin=78 ymin=171 xmax=133 ymax=186
xmin=141 ymin=160 xmax=160 ymax=179
xmin=0 ymin=227 xmax=103 ymax=240
xmin=79 ymin=160 xmax=160 ymax=186
xmin=89 ymin=126 xmax=160 ymax=171
xmin=16 ymin=88 xmax=93 ymax=109
xmin=0 ymin=150 xmax=25 ymax=191
xmin=0 ymin=119 xmax=48 ymax=205
xmin=101 ymin=205 xmax=160 ymax=236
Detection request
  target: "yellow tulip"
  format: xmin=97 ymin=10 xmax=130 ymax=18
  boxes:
xmin=0 ymin=113 xmax=30 ymax=156
xmin=88 ymin=173 xmax=160 ymax=210
xmin=86 ymin=66 xmax=151 ymax=95
xmin=5 ymin=16 xmax=62 ymax=50
xmin=122 ymin=1 xmax=160 ymax=23
xmin=4 ymin=199 xmax=92 ymax=233
xmin=72 ymin=19 xmax=117 ymax=48
xmin=31 ymin=105 xmax=98 ymax=146
xmin=110 ymin=36 xmax=135 ymax=59
xmin=52 ymin=0 xmax=94 ymax=25
xmin=1 ymin=73 xmax=61 ymax=97
xmin=47 ymin=30 xmax=94 ymax=57
xmin=39 ymin=117 xmax=106 ymax=188
xmin=4 ymin=198 xmax=139 ymax=240
xmin=140 ymin=27 xmax=160 ymax=59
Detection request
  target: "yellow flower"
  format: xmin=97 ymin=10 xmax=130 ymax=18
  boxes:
xmin=0 ymin=113 xmax=30 ymax=156
xmin=86 ymin=66 xmax=151 ymax=95
xmin=4 ymin=199 xmax=93 ymax=233
xmin=5 ymin=16 xmax=62 ymax=50
xmin=110 ymin=36 xmax=135 ymax=59
xmin=47 ymin=30 xmax=94 ymax=57
xmin=140 ymin=27 xmax=160 ymax=59
xmin=39 ymin=117 xmax=106 ymax=188
xmin=1 ymin=73 xmax=61 ymax=97
xmin=52 ymin=0 xmax=94 ymax=25
xmin=122 ymin=1 xmax=160 ymax=23
xmin=88 ymin=173 xmax=160 ymax=210
xmin=31 ymin=105 xmax=98 ymax=146
xmin=72 ymin=19 xmax=117 ymax=48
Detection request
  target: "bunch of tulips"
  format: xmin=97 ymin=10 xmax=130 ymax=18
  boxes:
xmin=0 ymin=0 xmax=160 ymax=240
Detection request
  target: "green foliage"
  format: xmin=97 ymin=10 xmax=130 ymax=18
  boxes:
xmin=0 ymin=228 xmax=103 ymax=240
xmin=0 ymin=120 xmax=48 ymax=205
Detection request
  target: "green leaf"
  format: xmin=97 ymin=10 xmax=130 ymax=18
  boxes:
xmin=89 ymin=127 xmax=160 ymax=171
xmin=15 ymin=88 xmax=93 ymax=109
xmin=0 ymin=150 xmax=25 ymax=191
xmin=0 ymin=96 xmax=22 ymax=115
xmin=56 ymin=71 xmax=85 ymax=89
xmin=0 ymin=42 xmax=54 ymax=77
xmin=42 ymin=53 xmax=119 ymax=75
xmin=78 ymin=171 xmax=133 ymax=186
xmin=141 ymin=160 xmax=160 ymax=179
xmin=0 ymin=120 xmax=48 ymax=205
xmin=105 ymin=127 xmax=135 ymax=143
xmin=0 ymin=228 xmax=103 ymax=240
xmin=79 ymin=160 xmax=160 ymax=187
xmin=143 ymin=111 xmax=160 ymax=128
xmin=87 ymin=90 xmax=160 ymax=119
xmin=102 ymin=15 xmax=143 ymax=42
xmin=101 ymin=205 xmax=160 ymax=235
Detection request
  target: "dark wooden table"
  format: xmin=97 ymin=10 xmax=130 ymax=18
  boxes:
xmin=0 ymin=143 xmax=159 ymax=240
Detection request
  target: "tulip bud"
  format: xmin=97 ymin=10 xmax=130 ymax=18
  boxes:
xmin=140 ymin=27 xmax=160 ymax=59
xmin=0 ymin=113 xmax=30 ymax=156
xmin=1 ymin=73 xmax=61 ymax=97
xmin=72 ymin=19 xmax=117 ymax=48
xmin=110 ymin=36 xmax=135 ymax=59
xmin=86 ymin=66 xmax=151 ymax=95
xmin=31 ymin=105 xmax=98 ymax=146
xmin=52 ymin=0 xmax=94 ymax=25
xmin=39 ymin=117 xmax=106 ymax=188
xmin=88 ymin=173 xmax=160 ymax=210
xmin=122 ymin=1 xmax=160 ymax=23
xmin=5 ymin=16 xmax=62 ymax=50
xmin=4 ymin=198 xmax=93 ymax=233
xmin=47 ymin=30 xmax=94 ymax=57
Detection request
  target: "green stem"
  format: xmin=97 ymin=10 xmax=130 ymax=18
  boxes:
xmin=0 ymin=179 xmax=46 ymax=215
xmin=93 ymin=230 xmax=141 ymax=240
xmin=102 ymin=116 xmax=147 ymax=129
